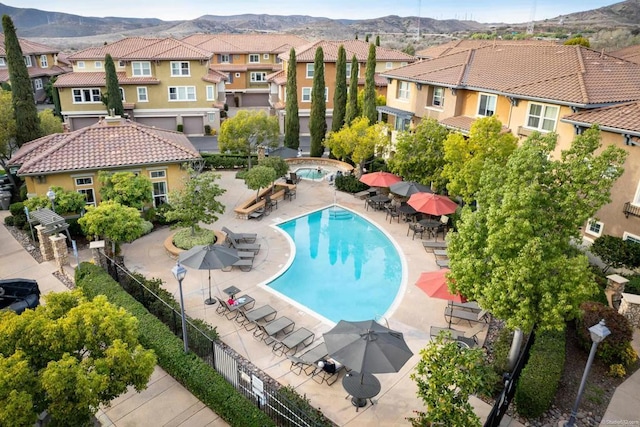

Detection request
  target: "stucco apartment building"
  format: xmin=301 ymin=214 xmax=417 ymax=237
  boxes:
xmin=380 ymin=41 xmax=640 ymax=243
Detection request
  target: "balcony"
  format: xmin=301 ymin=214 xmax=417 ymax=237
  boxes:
xmin=623 ymin=202 xmax=640 ymax=218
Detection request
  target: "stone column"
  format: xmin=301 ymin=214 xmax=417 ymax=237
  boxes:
xmin=50 ymin=234 xmax=68 ymax=272
xmin=257 ymin=146 xmax=265 ymax=161
xmin=619 ymin=293 xmax=640 ymax=328
xmin=605 ymin=274 xmax=629 ymax=309
xmin=89 ymin=240 xmax=106 ymax=268
xmin=36 ymin=225 xmax=54 ymax=261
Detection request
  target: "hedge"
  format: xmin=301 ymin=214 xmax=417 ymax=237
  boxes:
xmin=75 ymin=263 xmax=274 ymax=427
xmin=514 ymin=329 xmax=566 ymax=418
xmin=201 ymin=153 xmax=257 ymax=170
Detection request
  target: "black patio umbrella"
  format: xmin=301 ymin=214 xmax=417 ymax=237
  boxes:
xmin=178 ymin=244 xmax=240 ymax=305
xmin=268 ymin=146 xmax=299 ymax=159
xmin=389 ymin=181 xmax=433 ymax=197
xmin=323 ymin=320 xmax=413 ymax=376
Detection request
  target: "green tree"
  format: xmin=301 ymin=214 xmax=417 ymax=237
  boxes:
xmin=259 ymin=156 xmax=289 ymax=181
xmin=357 ymin=89 xmax=385 ymax=116
xmin=447 ymin=127 xmax=628 ymax=331
xmin=324 ymin=117 xmax=389 ymax=172
xmin=244 ymin=165 xmax=276 ymax=202
xmin=564 ymin=36 xmax=590 ymax=47
xmin=284 ymin=48 xmax=300 ymax=149
xmin=408 ymin=332 xmax=494 ymax=427
xmin=79 ymin=200 xmax=145 ymax=256
xmin=98 ymin=171 xmax=152 ymax=210
xmin=44 ymin=75 xmax=61 ymax=116
xmin=38 ymin=109 xmax=64 ymax=135
xmin=345 ymin=55 xmax=360 ymax=125
xmin=402 ymin=44 xmax=416 ymax=55
xmin=218 ymin=110 xmax=279 ymax=168
xmin=0 ymin=290 xmax=156 ymax=427
xmin=103 ymin=54 xmax=124 ymax=116
xmin=163 ymin=171 xmax=226 ymax=236
xmin=388 ymin=118 xmax=450 ymax=191
xmin=2 ymin=15 xmax=41 ymax=146
xmin=309 ymin=47 xmax=326 ymax=157
xmin=442 ymin=116 xmax=517 ymax=203
xmin=363 ymin=43 xmax=377 ymax=124
xmin=332 ymin=45 xmax=347 ymax=133
xmin=23 ymin=186 xmax=86 ymax=215
xmin=375 ymin=35 xmax=380 ymax=46
xmin=591 ymin=235 xmax=640 ymax=272
xmin=0 ymin=90 xmax=17 ymax=176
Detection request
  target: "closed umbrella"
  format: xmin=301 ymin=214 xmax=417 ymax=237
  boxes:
xmin=408 ymin=192 xmax=458 ymax=216
xmin=389 ymin=181 xmax=432 ymax=197
xmin=359 ymin=171 xmax=401 ymax=188
xmin=178 ymin=244 xmax=240 ymax=305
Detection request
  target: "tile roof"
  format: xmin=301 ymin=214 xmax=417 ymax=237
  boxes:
xmin=54 ymin=71 xmax=160 ymax=87
xmin=202 ymin=69 xmax=228 ymax=84
xmin=382 ymin=45 xmax=640 ymax=107
xmin=68 ymin=37 xmax=212 ymax=61
xmin=562 ymin=102 xmax=640 ymax=134
xmin=609 ymin=44 xmax=640 ymax=64
xmin=182 ymin=33 xmax=308 ymax=54
xmin=0 ymin=34 xmax=59 ymax=56
xmin=210 ymin=63 xmax=281 ymax=73
xmin=439 ymin=116 xmax=476 ymax=133
xmin=279 ymin=39 xmax=416 ymax=63
xmin=416 ymin=39 xmax=560 ymax=59
xmin=9 ymin=118 xmax=201 ymax=175
xmin=0 ymin=65 xmax=69 ymax=82
xmin=267 ymin=69 xmax=286 ymax=85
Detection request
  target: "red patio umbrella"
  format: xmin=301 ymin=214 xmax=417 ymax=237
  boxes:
xmin=407 ymin=192 xmax=458 ymax=216
xmin=359 ymin=171 xmax=402 ymax=187
xmin=415 ymin=269 xmax=466 ymax=303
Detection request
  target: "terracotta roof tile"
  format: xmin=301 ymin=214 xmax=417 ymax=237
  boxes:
xmin=609 ymin=44 xmax=640 ymax=64
xmin=182 ymin=33 xmax=308 ymax=54
xmin=54 ymin=71 xmax=160 ymax=87
xmin=416 ymin=39 xmax=560 ymax=59
xmin=202 ymin=69 xmax=228 ymax=83
xmin=9 ymin=118 xmax=201 ymax=175
xmin=68 ymin=37 xmax=211 ymax=61
xmin=439 ymin=116 xmax=476 ymax=132
xmin=279 ymin=39 xmax=416 ymax=63
xmin=210 ymin=63 xmax=281 ymax=72
xmin=0 ymin=65 xmax=70 ymax=82
xmin=0 ymin=34 xmax=59 ymax=56
xmin=562 ymin=102 xmax=640 ymax=134
xmin=267 ymin=69 xmax=287 ymax=85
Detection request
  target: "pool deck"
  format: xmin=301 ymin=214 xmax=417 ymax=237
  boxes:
xmin=121 ymin=170 xmax=523 ymax=427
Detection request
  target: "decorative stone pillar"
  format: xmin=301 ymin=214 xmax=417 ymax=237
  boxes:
xmin=50 ymin=234 xmax=68 ymax=272
xmin=619 ymin=293 xmax=640 ymax=328
xmin=89 ymin=240 xmax=106 ymax=268
xmin=36 ymin=225 xmax=54 ymax=261
xmin=605 ymin=274 xmax=629 ymax=310
xmin=257 ymin=146 xmax=266 ymax=161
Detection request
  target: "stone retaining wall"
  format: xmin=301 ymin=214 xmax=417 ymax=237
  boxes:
xmin=619 ymin=292 xmax=640 ymax=328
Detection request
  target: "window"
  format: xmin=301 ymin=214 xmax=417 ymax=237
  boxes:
xmin=40 ymin=55 xmax=48 ymax=68
xmin=149 ymin=170 xmax=166 ymax=179
xmin=118 ymin=60 xmax=126 ymax=68
xmin=94 ymin=61 xmax=102 ymax=68
xmin=397 ymin=81 xmax=410 ymax=100
xmin=34 ymin=79 xmax=43 ymax=90
xmin=132 ymin=61 xmax=151 ymax=76
xmin=586 ymin=218 xmax=603 ymax=237
xmin=235 ymin=72 xmax=241 ymax=78
xmin=168 ymin=86 xmax=196 ymax=101
xmin=249 ymin=54 xmax=260 ymax=63
xmin=306 ymin=63 xmax=314 ymax=78
xmin=0 ymin=57 xmax=5 ymax=66
xmin=119 ymin=87 xmax=125 ymax=102
xmin=386 ymin=62 xmax=393 ymax=69
xmin=526 ymin=103 xmax=559 ymax=132
xmin=263 ymin=53 xmax=270 ymax=60
xmin=324 ymin=87 xmax=329 ymax=102
xmin=346 ymin=62 xmax=359 ymax=77
xmin=477 ymin=93 xmax=497 ymax=117
xmin=137 ymin=87 xmax=148 ymax=102
xmin=207 ymin=112 xmax=215 ymax=122
xmin=72 ymin=88 xmax=101 ymax=103
xmin=24 ymin=56 xmax=33 ymax=67
xmin=152 ymin=181 xmax=167 ymax=207
xmin=171 ymin=61 xmax=190 ymax=76
xmin=206 ymin=85 xmax=215 ymax=101
xmin=75 ymin=177 xmax=93 ymax=186
xmin=77 ymin=189 xmax=95 ymax=207
xmin=302 ymin=87 xmax=311 ymax=102
xmin=623 ymin=232 xmax=640 ymax=244
xmin=431 ymin=87 xmax=444 ymax=108
xmin=77 ymin=61 xmax=85 ymax=69
xmin=220 ymin=54 xmax=230 ymax=63
xmin=401 ymin=62 xmax=408 ymax=67
xmin=250 ymin=72 xmax=267 ymax=82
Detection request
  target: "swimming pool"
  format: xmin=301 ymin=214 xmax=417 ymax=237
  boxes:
xmin=294 ymin=167 xmax=329 ymax=180
xmin=268 ymin=206 xmax=403 ymax=323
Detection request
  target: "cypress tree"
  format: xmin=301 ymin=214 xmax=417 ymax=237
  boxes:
xmin=2 ymin=15 xmax=41 ymax=146
xmin=104 ymin=54 xmax=124 ymax=116
xmin=309 ymin=47 xmax=326 ymax=158
xmin=365 ymin=34 xmax=370 ymax=42
xmin=332 ymin=45 xmax=347 ymax=133
xmin=376 ymin=35 xmax=381 ymax=46
xmin=363 ymin=43 xmax=377 ymax=124
xmin=284 ymin=48 xmax=299 ymax=149
xmin=345 ymin=55 xmax=359 ymax=125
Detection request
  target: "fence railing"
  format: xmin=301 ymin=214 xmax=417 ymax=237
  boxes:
xmin=98 ymin=253 xmax=331 ymax=427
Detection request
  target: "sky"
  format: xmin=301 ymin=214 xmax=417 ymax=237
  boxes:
xmin=6 ymin=0 xmax=619 ymax=24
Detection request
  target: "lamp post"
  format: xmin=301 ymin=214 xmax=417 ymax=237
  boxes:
xmin=46 ymin=188 xmax=56 ymax=212
xmin=171 ymin=262 xmax=189 ymax=353
xmin=566 ymin=319 xmax=611 ymax=427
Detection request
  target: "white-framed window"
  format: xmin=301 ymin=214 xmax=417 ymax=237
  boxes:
xmin=431 ymin=86 xmax=444 ymax=107
xmin=149 ymin=170 xmax=166 ymax=179
xmin=263 ymin=53 xmax=270 ymax=60
xmin=586 ymin=218 xmax=604 ymax=237
xmin=235 ymin=72 xmax=241 ymax=78
xmin=207 ymin=112 xmax=215 ymax=122
xmin=75 ymin=177 xmax=93 ymax=186
xmin=77 ymin=61 xmax=85 ymax=69
xmin=386 ymin=62 xmax=393 ymax=69
xmin=346 ymin=62 xmax=360 ymax=77
xmin=152 ymin=181 xmax=167 ymax=207
xmin=0 ymin=57 xmax=6 ymax=66
xmin=526 ymin=102 xmax=559 ymax=132
xmin=24 ymin=56 xmax=32 ymax=67
xmin=119 ymin=87 xmax=125 ymax=102
xmin=250 ymin=72 xmax=267 ymax=82
xmin=137 ymin=87 xmax=148 ymax=102
xmin=132 ymin=61 xmax=151 ymax=76
xmin=171 ymin=61 xmax=190 ymax=76
xmin=34 ymin=79 xmax=43 ymax=90
xmin=623 ymin=232 xmax=640 ymax=244
xmin=397 ymin=81 xmax=410 ymax=100
xmin=206 ymin=85 xmax=215 ymax=101
xmin=77 ymin=188 xmax=96 ymax=207
xmin=94 ymin=61 xmax=102 ymax=68
xmin=118 ymin=60 xmax=126 ymax=68
xmin=220 ymin=54 xmax=230 ymax=63
xmin=306 ymin=63 xmax=314 ymax=78
xmin=401 ymin=62 xmax=408 ymax=67
xmin=302 ymin=87 xmax=311 ymax=102
xmin=40 ymin=55 xmax=48 ymax=68
xmin=477 ymin=93 xmax=497 ymax=117
xmin=249 ymin=54 xmax=260 ymax=63
xmin=324 ymin=87 xmax=329 ymax=102
xmin=168 ymin=86 xmax=196 ymax=101
xmin=72 ymin=88 xmax=101 ymax=103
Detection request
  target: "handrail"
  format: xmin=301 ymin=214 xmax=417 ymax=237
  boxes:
xmin=623 ymin=202 xmax=640 ymax=218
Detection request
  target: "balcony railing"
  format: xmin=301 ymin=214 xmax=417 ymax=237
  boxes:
xmin=623 ymin=202 xmax=640 ymax=218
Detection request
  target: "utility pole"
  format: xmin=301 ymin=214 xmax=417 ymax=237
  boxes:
xmin=526 ymin=0 xmax=537 ymax=34
xmin=416 ymin=0 xmax=421 ymax=41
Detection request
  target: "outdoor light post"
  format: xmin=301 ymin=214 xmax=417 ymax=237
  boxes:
xmin=46 ymin=188 xmax=56 ymax=212
xmin=566 ymin=319 xmax=611 ymax=427
xmin=171 ymin=262 xmax=189 ymax=353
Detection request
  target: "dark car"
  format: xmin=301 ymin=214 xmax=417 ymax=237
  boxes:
xmin=0 ymin=279 xmax=41 ymax=314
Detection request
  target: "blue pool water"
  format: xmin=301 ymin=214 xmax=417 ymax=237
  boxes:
xmin=295 ymin=167 xmax=329 ymax=180
xmin=268 ymin=206 xmax=402 ymax=323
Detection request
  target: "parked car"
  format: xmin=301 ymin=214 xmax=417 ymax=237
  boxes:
xmin=0 ymin=278 xmax=41 ymax=314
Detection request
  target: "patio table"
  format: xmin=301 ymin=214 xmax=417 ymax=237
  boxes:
xmin=367 ymin=195 xmax=390 ymax=211
xmin=342 ymin=371 xmax=381 ymax=411
xmin=419 ymin=219 xmax=441 ymax=239
xmin=397 ymin=204 xmax=417 ymax=222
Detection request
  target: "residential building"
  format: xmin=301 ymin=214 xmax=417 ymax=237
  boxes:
xmin=54 ymin=37 xmax=227 ymax=134
xmin=268 ymin=39 xmax=416 ymax=134
xmin=415 ymin=38 xmax=560 ymax=59
xmin=609 ymin=44 xmax=640 ymax=64
xmin=7 ymin=116 xmax=201 ymax=207
xmin=0 ymin=34 xmax=71 ymax=103
xmin=380 ymin=43 xmax=640 ymax=241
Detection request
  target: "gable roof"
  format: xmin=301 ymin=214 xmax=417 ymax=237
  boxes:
xmin=279 ymin=39 xmax=416 ymax=63
xmin=562 ymin=102 xmax=640 ymax=136
xmin=416 ymin=39 xmax=560 ymax=59
xmin=382 ymin=44 xmax=640 ymax=107
xmin=609 ymin=44 xmax=640 ymax=64
xmin=9 ymin=118 xmax=201 ymax=175
xmin=54 ymin=71 xmax=160 ymax=87
xmin=0 ymin=34 xmax=59 ymax=56
xmin=68 ymin=37 xmax=212 ymax=61
xmin=182 ymin=33 xmax=308 ymax=54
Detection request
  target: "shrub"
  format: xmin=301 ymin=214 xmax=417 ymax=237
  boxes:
xmin=154 ymin=203 xmax=176 ymax=225
xmin=9 ymin=201 xmax=27 ymax=228
xmin=335 ymin=174 xmax=369 ymax=193
xmin=177 ymin=124 xmax=184 ymax=132
xmin=624 ymin=274 xmax=640 ymax=296
xmin=514 ymin=329 xmax=566 ymax=418
xmin=4 ymin=215 xmax=14 ymax=226
xmin=589 ymin=265 xmax=610 ymax=305
xmin=204 ymin=125 xmax=211 ymax=135
xmin=202 ymin=153 xmax=256 ymax=170
xmin=578 ymin=302 xmax=634 ymax=366
xmin=140 ymin=220 xmax=154 ymax=236
xmin=172 ymin=227 xmax=216 ymax=249
xmin=608 ymin=364 xmax=626 ymax=378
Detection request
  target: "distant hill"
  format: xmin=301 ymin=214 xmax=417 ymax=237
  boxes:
xmin=537 ymin=0 xmax=640 ymax=28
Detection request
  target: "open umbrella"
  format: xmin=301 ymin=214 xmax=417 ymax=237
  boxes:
xmin=389 ymin=181 xmax=432 ymax=197
xmin=323 ymin=320 xmax=413 ymax=375
xmin=178 ymin=244 xmax=240 ymax=305
xmin=415 ymin=269 xmax=466 ymax=303
xmin=359 ymin=171 xmax=401 ymax=188
xmin=268 ymin=146 xmax=299 ymax=159
xmin=408 ymin=192 xmax=458 ymax=216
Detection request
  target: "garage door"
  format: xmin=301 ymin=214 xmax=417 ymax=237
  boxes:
xmin=135 ymin=117 xmax=177 ymax=131
xmin=242 ymin=93 xmax=269 ymax=107
xmin=70 ymin=116 xmax=100 ymax=130
xmin=182 ymin=116 xmax=204 ymax=135
xmin=299 ymin=117 xmax=310 ymax=135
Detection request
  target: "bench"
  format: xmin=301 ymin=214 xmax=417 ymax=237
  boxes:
xmin=234 ymin=185 xmax=290 ymax=219
xmin=444 ymin=307 xmax=488 ymax=326
xmin=436 ymin=259 xmax=450 ymax=268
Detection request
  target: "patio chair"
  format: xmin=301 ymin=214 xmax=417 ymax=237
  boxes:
xmin=284 ymin=186 xmax=297 ymax=201
xmin=385 ymin=206 xmax=400 ymax=223
xmin=225 ymin=234 xmax=261 ymax=254
xmin=289 ymin=172 xmax=301 ymax=184
xmin=236 ymin=304 xmax=277 ymax=330
xmin=265 ymin=195 xmax=277 ymax=212
xmin=214 ymin=295 xmax=255 ymax=320
xmin=221 ymin=226 xmax=257 ymax=243
xmin=272 ymin=327 xmax=315 ymax=356
xmin=407 ymin=223 xmax=426 ymax=240
xmin=254 ymin=316 xmax=295 ymax=345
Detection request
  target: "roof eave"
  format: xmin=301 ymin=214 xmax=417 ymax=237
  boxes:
xmin=560 ymin=119 xmax=640 ymax=137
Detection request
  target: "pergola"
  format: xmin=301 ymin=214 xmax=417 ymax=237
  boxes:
xmin=29 ymin=208 xmax=71 ymax=240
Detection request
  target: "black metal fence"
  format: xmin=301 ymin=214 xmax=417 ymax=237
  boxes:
xmin=98 ymin=253 xmax=331 ymax=427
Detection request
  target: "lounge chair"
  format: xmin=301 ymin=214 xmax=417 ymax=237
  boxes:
xmin=236 ymin=304 xmax=277 ymax=330
xmin=214 ymin=295 xmax=255 ymax=320
xmin=436 ymin=259 xmax=450 ymax=268
xmin=288 ymin=342 xmax=328 ymax=376
xmin=430 ymin=325 xmax=485 ymax=347
xmin=433 ymin=249 xmax=448 ymax=258
xmin=225 ymin=235 xmax=261 ymax=254
xmin=313 ymin=358 xmax=345 ymax=385
xmin=272 ymin=327 xmax=315 ymax=356
xmin=255 ymin=316 xmax=295 ymax=345
xmin=221 ymin=226 xmax=257 ymax=243
xmin=444 ymin=307 xmax=488 ymax=326
xmin=422 ymin=241 xmax=447 ymax=252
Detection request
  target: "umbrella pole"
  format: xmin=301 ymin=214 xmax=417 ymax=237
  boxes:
xmin=204 ymin=270 xmax=215 ymax=305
